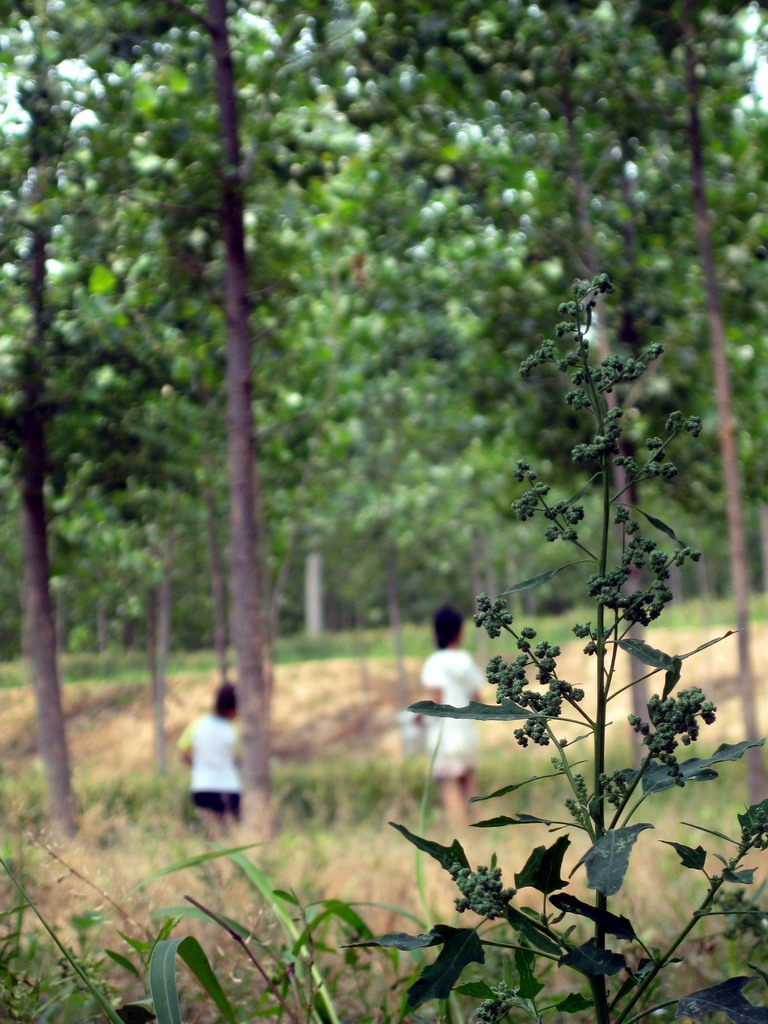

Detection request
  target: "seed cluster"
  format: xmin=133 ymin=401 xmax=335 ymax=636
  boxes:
xmin=450 ymin=863 xmax=515 ymax=919
xmin=474 ymin=983 xmax=520 ymax=1024
xmin=629 ymin=687 xmax=717 ymax=782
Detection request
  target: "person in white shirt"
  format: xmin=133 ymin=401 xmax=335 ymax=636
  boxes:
xmin=177 ymin=682 xmax=241 ymax=821
xmin=420 ymin=606 xmax=483 ymax=825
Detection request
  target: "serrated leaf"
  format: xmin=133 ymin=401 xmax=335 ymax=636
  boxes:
xmin=555 ymin=992 xmax=595 ymax=1012
xmin=500 ymin=561 xmax=590 ymax=596
xmin=559 ymin=939 xmax=627 ymax=977
xmin=575 ymin=824 xmax=653 ymax=896
xmin=617 ymin=639 xmax=677 ymax=672
xmin=406 ymin=928 xmax=484 ymax=1007
xmin=661 ymin=842 xmax=707 ymax=871
xmin=389 ymin=822 xmax=469 ymax=871
xmin=643 ymin=742 xmax=766 ymax=795
xmin=408 ymin=699 xmax=534 ymax=722
xmin=516 ymin=947 xmax=544 ymax=999
xmin=506 ymin=906 xmax=562 ymax=956
xmin=549 ymin=893 xmax=635 ymax=940
xmin=676 ymin=976 xmax=768 ymax=1023
xmin=347 ymin=930 xmax=443 ymax=951
xmin=515 ymin=836 xmax=570 ymax=895
xmin=633 ymin=507 xmax=683 ymax=543
xmin=723 ymin=869 xmax=756 ymax=885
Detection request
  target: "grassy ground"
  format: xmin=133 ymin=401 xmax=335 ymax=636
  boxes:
xmin=1 ymin=607 xmax=768 ymax=1021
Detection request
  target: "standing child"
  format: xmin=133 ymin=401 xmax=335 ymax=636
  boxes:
xmin=178 ymin=682 xmax=241 ymax=824
xmin=420 ymin=605 xmax=484 ymax=825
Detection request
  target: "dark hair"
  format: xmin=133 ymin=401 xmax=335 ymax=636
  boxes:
xmin=214 ymin=683 xmax=237 ymax=717
xmin=434 ymin=606 xmax=463 ymax=649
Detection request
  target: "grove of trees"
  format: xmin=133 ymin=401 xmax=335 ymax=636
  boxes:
xmin=2 ymin=0 xmax=768 ymax=833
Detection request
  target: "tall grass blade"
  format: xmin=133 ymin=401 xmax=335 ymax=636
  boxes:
xmin=0 ymin=856 xmax=126 ymax=1024
xmin=149 ymin=936 xmax=238 ymax=1024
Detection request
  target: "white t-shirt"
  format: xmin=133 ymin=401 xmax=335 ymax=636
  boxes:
xmin=178 ymin=714 xmax=241 ymax=794
xmin=421 ymin=648 xmax=483 ymax=770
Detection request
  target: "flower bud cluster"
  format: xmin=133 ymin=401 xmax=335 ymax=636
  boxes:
xmin=600 ymin=768 xmax=633 ymax=808
xmin=474 ymin=594 xmax=513 ymax=639
xmin=474 ymin=983 xmax=520 ymax=1024
xmin=486 ymin=634 xmax=585 ymax=748
xmin=450 ymin=863 xmax=515 ymax=919
xmin=739 ymin=805 xmax=768 ymax=852
xmin=629 ymin=687 xmax=717 ymax=782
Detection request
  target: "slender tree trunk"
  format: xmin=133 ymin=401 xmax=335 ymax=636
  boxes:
xmin=304 ymin=550 xmax=324 ymax=637
xmin=20 ymin=224 xmax=76 ymax=838
xmin=207 ymin=0 xmax=272 ymax=836
xmin=387 ymin=543 xmax=409 ymax=712
xmin=149 ymin=536 xmax=173 ymax=775
xmin=684 ymin=9 xmax=764 ymax=800
xmin=760 ymin=504 xmax=768 ymax=595
xmin=203 ymin=482 xmax=229 ymax=686
xmin=96 ymin=597 xmax=108 ymax=654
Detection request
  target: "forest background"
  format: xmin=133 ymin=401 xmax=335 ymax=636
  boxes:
xmin=2 ymin=0 xmax=768 ymax=840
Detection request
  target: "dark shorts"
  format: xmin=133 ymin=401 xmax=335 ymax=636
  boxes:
xmin=192 ymin=791 xmax=241 ymax=819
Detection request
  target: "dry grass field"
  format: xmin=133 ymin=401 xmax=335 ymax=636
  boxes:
xmin=1 ymin=623 xmax=767 ymax=1019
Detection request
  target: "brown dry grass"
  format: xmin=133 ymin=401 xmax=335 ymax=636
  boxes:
xmin=1 ymin=625 xmax=767 ymax=1011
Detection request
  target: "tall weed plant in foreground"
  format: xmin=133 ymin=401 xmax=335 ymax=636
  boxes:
xmin=363 ymin=277 xmax=768 ymax=1024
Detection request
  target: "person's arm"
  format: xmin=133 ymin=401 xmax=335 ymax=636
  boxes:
xmin=177 ymin=720 xmax=195 ymax=767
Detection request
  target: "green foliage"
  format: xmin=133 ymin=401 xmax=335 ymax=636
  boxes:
xmin=377 ymin=279 xmax=768 ymax=1023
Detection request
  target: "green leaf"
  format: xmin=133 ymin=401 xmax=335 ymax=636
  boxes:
xmin=559 ymin=939 xmax=627 ymax=977
xmin=406 ymin=928 xmax=485 ymax=1007
xmin=738 ymin=799 xmax=768 ymax=835
xmin=500 ymin=561 xmax=590 ymax=596
xmin=150 ymin=905 xmax=250 ymax=939
xmin=677 ymin=631 xmax=738 ymax=662
xmin=505 ymin=906 xmax=562 ymax=956
xmin=474 ymin=814 xmax=571 ymax=829
xmin=88 ymin=264 xmax=118 ymax=295
xmin=514 ymin=836 xmax=570 ymax=895
xmin=617 ymin=638 xmax=677 ymax=672
xmin=549 ymin=893 xmax=635 ymax=940
xmin=554 ymin=992 xmax=594 ymax=1012
xmin=105 ymin=949 xmax=142 ymax=979
xmin=130 ymin=844 xmax=258 ymax=894
xmin=681 ymin=823 xmax=737 ymax=844
xmin=148 ymin=940 xmax=183 ymax=1024
xmin=576 ymin=825 xmax=653 ymax=896
xmin=676 ymin=976 xmax=768 ymax=1023
xmin=389 ymin=822 xmax=470 ymax=871
xmin=515 ymin=947 xmax=544 ymax=999
xmin=408 ymin=699 xmax=534 ymax=722
xmin=643 ymin=741 xmax=766 ymax=795
xmin=632 ymin=507 xmax=683 ymax=543
xmin=723 ymin=869 xmax=756 ymax=885
xmin=470 ymin=769 xmax=567 ymax=803
xmin=149 ymin=936 xmax=238 ymax=1024
xmin=455 ymin=981 xmax=496 ymax=999
xmin=661 ymin=842 xmax=707 ymax=871
xmin=347 ymin=930 xmax=443 ymax=951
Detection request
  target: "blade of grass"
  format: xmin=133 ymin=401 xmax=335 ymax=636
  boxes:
xmin=0 ymin=856 xmax=126 ymax=1024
